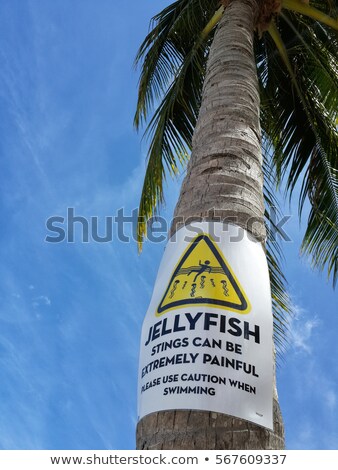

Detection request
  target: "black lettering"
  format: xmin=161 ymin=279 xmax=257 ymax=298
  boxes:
xmin=144 ymin=326 xmax=152 ymax=346
xmin=185 ymin=312 xmax=203 ymax=329
xmin=173 ymin=315 xmax=185 ymax=332
xmin=161 ymin=318 xmax=172 ymax=336
xmin=204 ymin=312 xmax=218 ymax=330
xmin=152 ymin=321 xmax=161 ymax=341
xmin=228 ymin=317 xmax=242 ymax=337
xmin=244 ymin=321 xmax=260 ymax=344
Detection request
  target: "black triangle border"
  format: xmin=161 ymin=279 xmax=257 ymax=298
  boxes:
xmin=157 ymin=234 xmax=249 ymax=314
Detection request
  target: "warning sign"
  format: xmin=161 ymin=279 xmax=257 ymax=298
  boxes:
xmin=138 ymin=222 xmax=273 ymax=430
xmin=157 ymin=234 xmax=251 ymax=315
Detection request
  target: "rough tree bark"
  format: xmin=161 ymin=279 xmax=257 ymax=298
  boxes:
xmin=137 ymin=0 xmax=285 ymax=450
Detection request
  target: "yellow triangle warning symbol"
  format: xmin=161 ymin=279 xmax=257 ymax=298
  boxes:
xmin=157 ymin=234 xmax=251 ymax=316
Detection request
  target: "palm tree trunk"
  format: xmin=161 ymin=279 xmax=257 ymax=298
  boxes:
xmin=137 ymin=0 xmax=285 ymax=450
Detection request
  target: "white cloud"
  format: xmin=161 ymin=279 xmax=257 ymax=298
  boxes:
xmin=32 ymin=295 xmax=51 ymax=308
xmin=325 ymin=389 xmax=337 ymax=411
xmin=287 ymin=302 xmax=320 ymax=354
xmin=281 ymin=298 xmax=338 ymax=449
xmin=292 ymin=317 xmax=320 ymax=354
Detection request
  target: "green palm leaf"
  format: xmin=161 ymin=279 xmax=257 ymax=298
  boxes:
xmin=135 ymin=0 xmax=220 ymax=246
xmin=260 ymin=8 xmax=338 ymax=285
xmin=134 ymin=0 xmax=338 ymax=351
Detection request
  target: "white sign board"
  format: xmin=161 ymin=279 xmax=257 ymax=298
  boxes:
xmin=138 ymin=222 xmax=273 ymax=429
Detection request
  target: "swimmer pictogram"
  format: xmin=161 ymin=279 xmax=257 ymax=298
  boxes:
xmin=156 ymin=233 xmax=251 ymax=316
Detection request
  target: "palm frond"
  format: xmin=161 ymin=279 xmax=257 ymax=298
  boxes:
xmin=135 ymin=0 xmax=338 ymax=354
xmin=263 ymin=153 xmax=292 ymax=354
xmin=134 ymin=0 xmax=219 ymax=129
xmin=282 ymin=0 xmax=338 ymax=30
xmin=135 ymin=0 xmax=220 ymax=248
xmin=259 ymin=10 xmax=338 ymax=286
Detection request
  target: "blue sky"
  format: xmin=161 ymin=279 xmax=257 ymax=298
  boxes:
xmin=0 ymin=0 xmax=336 ymax=450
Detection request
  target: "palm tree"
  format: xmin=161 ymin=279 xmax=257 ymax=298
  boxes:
xmin=134 ymin=0 xmax=338 ymax=450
